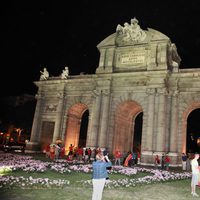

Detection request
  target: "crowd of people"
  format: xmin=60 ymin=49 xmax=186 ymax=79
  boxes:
xmin=67 ymin=144 xmax=93 ymax=163
xmin=44 ymin=142 xmax=195 ymax=174
xmin=44 ymin=143 xmax=200 ymax=198
xmin=154 ymin=153 xmax=175 ymax=171
xmin=45 ymin=142 xmax=65 ymax=161
xmin=153 ymin=152 xmax=193 ymax=171
xmin=44 ymin=141 xmax=142 ymax=168
xmin=45 ymin=143 xmax=94 ymax=163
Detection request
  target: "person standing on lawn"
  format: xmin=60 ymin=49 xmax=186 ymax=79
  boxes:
xmin=191 ymin=153 xmax=200 ymax=197
xmin=154 ymin=154 xmax=160 ymax=169
xmin=54 ymin=143 xmax=61 ymax=160
xmin=45 ymin=143 xmax=50 ymax=158
xmin=124 ymin=151 xmax=133 ymax=167
xmin=181 ymin=152 xmax=187 ymax=171
xmin=92 ymin=152 xmax=112 ymax=200
xmin=165 ymin=154 xmax=171 ymax=170
xmin=114 ymin=149 xmax=122 ymax=165
xmin=186 ymin=153 xmax=191 ymax=171
xmin=49 ymin=144 xmax=55 ymax=160
xmin=68 ymin=144 xmax=74 ymax=160
xmin=191 ymin=153 xmax=199 ymax=197
xmin=161 ymin=153 xmax=165 ymax=169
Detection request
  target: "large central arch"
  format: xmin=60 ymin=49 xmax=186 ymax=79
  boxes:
xmin=113 ymin=100 xmax=143 ymax=153
xmin=64 ymin=103 xmax=88 ymax=153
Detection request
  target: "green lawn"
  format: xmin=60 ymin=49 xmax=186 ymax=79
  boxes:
xmin=0 ymin=179 xmax=196 ymax=200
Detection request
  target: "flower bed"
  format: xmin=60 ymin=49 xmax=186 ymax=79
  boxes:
xmin=0 ymin=152 xmax=191 ymax=189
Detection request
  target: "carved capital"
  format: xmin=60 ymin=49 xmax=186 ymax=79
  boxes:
xmin=157 ymin=88 xmax=168 ymax=95
xmin=35 ymin=93 xmax=44 ymax=100
xmin=146 ymin=88 xmax=156 ymax=95
xmin=172 ymin=90 xmax=179 ymax=97
xmin=57 ymin=92 xmax=65 ymax=99
xmin=92 ymin=89 xmax=101 ymax=97
xmin=46 ymin=104 xmax=57 ymax=112
xmin=102 ymin=89 xmax=110 ymax=96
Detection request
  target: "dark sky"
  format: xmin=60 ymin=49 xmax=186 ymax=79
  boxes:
xmin=1 ymin=0 xmax=200 ymax=97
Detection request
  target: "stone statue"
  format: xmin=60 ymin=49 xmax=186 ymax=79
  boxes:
xmin=168 ymin=43 xmax=181 ymax=72
xmin=116 ymin=24 xmax=123 ymax=34
xmin=40 ymin=67 xmax=49 ymax=80
xmin=115 ymin=17 xmax=146 ymax=44
xmin=61 ymin=66 xmax=69 ymax=79
xmin=171 ymin=43 xmax=181 ymax=66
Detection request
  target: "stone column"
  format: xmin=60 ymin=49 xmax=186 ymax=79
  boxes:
xmin=165 ymin=94 xmax=171 ymax=152
xmin=98 ymin=49 xmax=106 ymax=68
xmin=152 ymin=92 xmax=159 ymax=152
xmin=169 ymin=90 xmax=179 ymax=152
xmin=96 ymin=49 xmax=106 ymax=73
xmin=26 ymin=92 xmax=44 ymax=151
xmin=87 ymin=89 xmax=101 ymax=148
xmin=61 ymin=114 xmax=67 ymax=141
xmin=145 ymin=88 xmax=156 ymax=151
xmin=156 ymin=88 xmax=167 ymax=152
xmin=105 ymin=48 xmax=114 ymax=73
xmin=98 ymin=89 xmax=110 ymax=148
xmin=52 ymin=92 xmax=65 ymax=143
xmin=86 ymin=113 xmax=92 ymax=147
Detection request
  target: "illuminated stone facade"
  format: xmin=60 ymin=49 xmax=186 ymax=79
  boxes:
xmin=27 ymin=19 xmax=200 ymax=166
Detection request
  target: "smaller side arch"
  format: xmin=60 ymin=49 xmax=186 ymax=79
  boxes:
xmin=181 ymin=102 xmax=200 ymax=153
xmin=64 ymin=103 xmax=88 ymax=154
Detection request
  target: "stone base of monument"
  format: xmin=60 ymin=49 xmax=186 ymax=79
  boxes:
xmin=25 ymin=141 xmax=41 ymax=153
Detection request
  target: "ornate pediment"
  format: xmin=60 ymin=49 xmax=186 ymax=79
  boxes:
xmin=115 ymin=17 xmax=146 ymax=46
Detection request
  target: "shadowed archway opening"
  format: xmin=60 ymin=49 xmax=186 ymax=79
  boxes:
xmin=65 ymin=103 xmax=88 ymax=153
xmin=187 ymin=108 xmax=200 ymax=153
xmin=79 ymin=110 xmax=89 ymax=147
xmin=133 ymin=112 xmax=143 ymax=153
xmin=113 ymin=100 xmax=143 ymax=154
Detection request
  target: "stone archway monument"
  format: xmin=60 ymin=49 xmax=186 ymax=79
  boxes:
xmin=26 ymin=17 xmax=200 ymax=166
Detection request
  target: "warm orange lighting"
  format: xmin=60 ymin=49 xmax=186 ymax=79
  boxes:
xmin=197 ymin=137 xmax=200 ymax=146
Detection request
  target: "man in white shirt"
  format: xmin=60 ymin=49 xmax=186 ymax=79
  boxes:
xmin=191 ymin=153 xmax=200 ymax=197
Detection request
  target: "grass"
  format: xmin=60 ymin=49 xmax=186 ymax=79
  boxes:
xmin=0 ymin=153 xmax=197 ymax=200
xmin=0 ymin=179 xmax=196 ymax=200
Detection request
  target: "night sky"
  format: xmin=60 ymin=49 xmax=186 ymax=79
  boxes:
xmin=1 ymin=0 xmax=200 ymax=97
